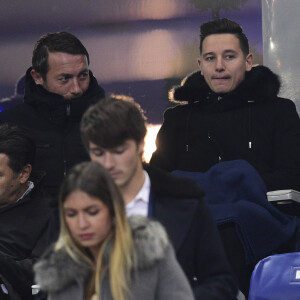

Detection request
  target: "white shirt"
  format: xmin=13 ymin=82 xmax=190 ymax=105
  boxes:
xmin=126 ymin=171 xmax=151 ymax=217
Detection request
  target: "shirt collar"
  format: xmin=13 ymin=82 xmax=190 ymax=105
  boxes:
xmin=17 ymin=181 xmax=34 ymax=202
xmin=126 ymin=171 xmax=151 ymax=215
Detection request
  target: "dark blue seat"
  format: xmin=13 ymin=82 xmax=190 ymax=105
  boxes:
xmin=248 ymin=252 xmax=300 ymax=300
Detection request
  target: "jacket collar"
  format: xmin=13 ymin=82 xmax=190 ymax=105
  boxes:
xmin=144 ymin=163 xmax=204 ymax=199
xmin=24 ymin=67 xmax=105 ymax=125
xmin=169 ymin=65 xmax=281 ymax=108
xmin=0 ymin=171 xmax=47 ymax=212
xmin=144 ymin=164 xmax=203 ymax=252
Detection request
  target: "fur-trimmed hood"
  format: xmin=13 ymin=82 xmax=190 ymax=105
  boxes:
xmin=169 ymin=65 xmax=281 ymax=107
xmin=34 ymin=215 xmax=169 ymax=293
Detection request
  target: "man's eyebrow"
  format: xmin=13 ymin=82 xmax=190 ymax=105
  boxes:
xmin=203 ymin=49 xmax=238 ymax=57
xmin=56 ymin=73 xmax=73 ymax=78
xmin=202 ymin=51 xmax=215 ymax=57
xmin=89 ymin=146 xmax=103 ymax=151
xmin=56 ymin=68 xmax=89 ymax=78
xmin=223 ymin=49 xmax=238 ymax=54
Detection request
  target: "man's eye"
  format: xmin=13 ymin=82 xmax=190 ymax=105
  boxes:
xmin=94 ymin=151 xmax=104 ymax=157
xmin=79 ymin=72 xmax=89 ymax=80
xmin=59 ymin=77 xmax=69 ymax=83
xmin=205 ymin=56 xmax=214 ymax=61
xmin=225 ymin=55 xmax=235 ymax=60
xmin=90 ymin=150 xmax=104 ymax=157
xmin=114 ymin=149 xmax=125 ymax=154
xmin=113 ymin=144 xmax=128 ymax=154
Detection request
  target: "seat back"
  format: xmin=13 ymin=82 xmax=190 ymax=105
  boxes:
xmin=248 ymin=252 xmax=300 ymax=300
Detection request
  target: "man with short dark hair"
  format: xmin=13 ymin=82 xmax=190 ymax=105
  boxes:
xmin=80 ymin=96 xmax=238 ymax=300
xmin=0 ymin=32 xmax=105 ymax=197
xmin=151 ymin=18 xmax=300 ymax=191
xmin=0 ymin=123 xmax=53 ymax=299
xmin=150 ymin=18 xmax=300 ymax=296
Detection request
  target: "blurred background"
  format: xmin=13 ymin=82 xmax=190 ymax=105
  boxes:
xmin=0 ymin=0 xmax=262 ymax=124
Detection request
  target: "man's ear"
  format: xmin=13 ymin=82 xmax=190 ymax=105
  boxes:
xmin=197 ymin=58 xmax=203 ymax=75
xmin=30 ymin=69 xmax=44 ymax=85
xmin=245 ymin=53 xmax=253 ymax=71
xmin=18 ymin=164 xmax=32 ymax=184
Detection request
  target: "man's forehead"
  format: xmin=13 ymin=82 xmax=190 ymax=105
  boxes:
xmin=47 ymin=52 xmax=89 ymax=71
xmin=0 ymin=153 xmax=9 ymax=163
xmin=88 ymin=142 xmax=123 ymax=151
xmin=202 ymin=33 xmax=241 ymax=52
xmin=88 ymin=139 xmax=137 ymax=151
xmin=0 ymin=153 xmax=11 ymax=170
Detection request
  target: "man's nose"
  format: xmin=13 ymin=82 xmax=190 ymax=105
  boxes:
xmin=70 ymin=78 xmax=82 ymax=95
xmin=102 ymin=153 xmax=115 ymax=170
xmin=215 ymin=57 xmax=225 ymax=72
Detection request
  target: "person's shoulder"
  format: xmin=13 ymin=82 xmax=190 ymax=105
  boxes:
xmin=34 ymin=246 xmax=90 ymax=293
xmin=164 ymin=103 xmax=190 ymax=117
xmin=260 ymin=97 xmax=299 ymax=117
xmin=128 ymin=215 xmax=170 ymax=269
xmin=144 ymin=164 xmax=205 ymax=201
xmin=0 ymin=103 xmax=33 ymax=119
xmin=0 ymin=103 xmax=43 ymax=127
xmin=274 ymin=97 xmax=298 ymax=108
xmin=29 ymin=171 xmax=55 ymax=205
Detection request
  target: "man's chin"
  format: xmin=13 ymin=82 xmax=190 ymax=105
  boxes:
xmin=64 ymin=95 xmax=83 ymax=100
xmin=211 ymin=86 xmax=232 ymax=94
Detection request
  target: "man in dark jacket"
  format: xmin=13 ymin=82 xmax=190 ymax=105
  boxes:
xmin=150 ymin=18 xmax=300 ymax=192
xmin=0 ymin=32 xmax=105 ymax=197
xmin=0 ymin=124 xmax=53 ymax=299
xmin=80 ymin=96 xmax=239 ymax=300
xmin=150 ymin=18 xmax=300 ymax=296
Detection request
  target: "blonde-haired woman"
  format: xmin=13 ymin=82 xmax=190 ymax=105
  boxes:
xmin=34 ymin=161 xmax=194 ymax=300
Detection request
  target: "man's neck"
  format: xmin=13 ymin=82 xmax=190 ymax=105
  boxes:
xmin=0 ymin=182 xmax=30 ymax=209
xmin=121 ymin=164 xmax=145 ymax=205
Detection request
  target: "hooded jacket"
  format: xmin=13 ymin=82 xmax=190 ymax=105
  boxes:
xmin=150 ymin=66 xmax=300 ymax=191
xmin=34 ymin=215 xmax=195 ymax=300
xmin=0 ymin=68 xmax=105 ymax=197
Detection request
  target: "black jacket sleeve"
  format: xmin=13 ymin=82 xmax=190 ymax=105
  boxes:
xmin=150 ymin=107 xmax=180 ymax=171
xmin=260 ymin=99 xmax=300 ymax=191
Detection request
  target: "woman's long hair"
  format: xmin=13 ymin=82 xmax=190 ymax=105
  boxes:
xmin=55 ymin=161 xmax=136 ymax=300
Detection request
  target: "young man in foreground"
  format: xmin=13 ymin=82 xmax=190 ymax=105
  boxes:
xmin=80 ymin=95 xmax=238 ymax=300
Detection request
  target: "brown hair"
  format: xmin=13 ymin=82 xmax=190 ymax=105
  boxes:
xmin=81 ymin=95 xmax=147 ymax=150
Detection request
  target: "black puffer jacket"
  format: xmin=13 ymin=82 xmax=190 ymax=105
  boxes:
xmin=0 ymin=68 xmax=105 ymax=197
xmin=151 ymin=66 xmax=300 ymax=191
